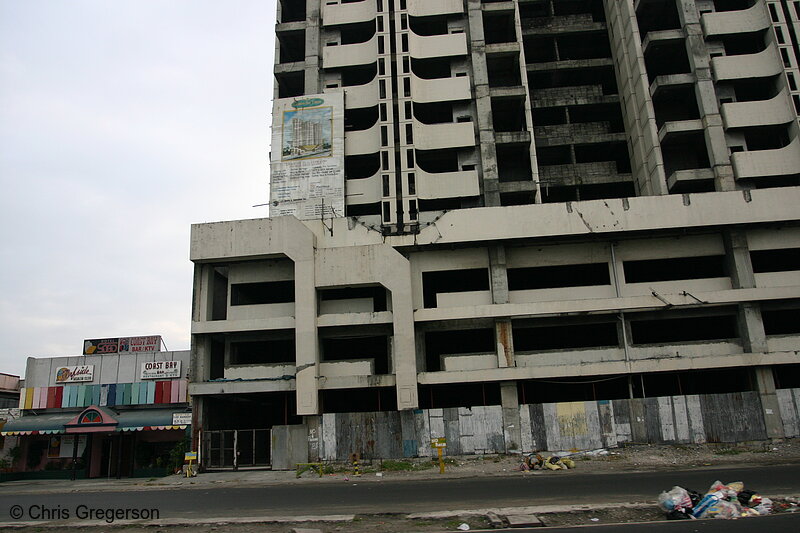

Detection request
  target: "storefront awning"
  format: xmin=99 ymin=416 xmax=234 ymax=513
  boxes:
xmin=1 ymin=407 xmax=190 ymax=435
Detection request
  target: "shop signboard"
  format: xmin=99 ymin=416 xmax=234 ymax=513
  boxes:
xmin=55 ymin=365 xmax=94 ymax=383
xmin=173 ymin=413 xmax=192 ymax=425
xmin=269 ymin=91 xmax=345 ymax=220
xmin=140 ymin=360 xmax=181 ymax=380
xmin=83 ymin=335 xmax=162 ymax=355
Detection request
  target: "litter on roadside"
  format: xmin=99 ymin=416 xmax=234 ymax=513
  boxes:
xmin=519 ymin=453 xmax=576 ymax=471
xmin=657 ymin=480 xmax=774 ymax=520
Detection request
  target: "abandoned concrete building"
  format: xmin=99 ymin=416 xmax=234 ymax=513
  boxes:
xmin=189 ymin=0 xmax=800 ymax=469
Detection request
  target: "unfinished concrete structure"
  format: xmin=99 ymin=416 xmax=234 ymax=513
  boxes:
xmin=189 ymin=0 xmax=800 ymax=467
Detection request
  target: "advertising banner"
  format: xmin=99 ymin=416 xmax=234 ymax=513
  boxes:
xmin=55 ymin=365 xmax=94 ymax=383
xmin=173 ymin=413 xmax=192 ymax=425
xmin=140 ymin=360 xmax=181 ymax=380
xmin=269 ymin=91 xmax=345 ymax=220
xmin=83 ymin=336 xmax=161 ymax=355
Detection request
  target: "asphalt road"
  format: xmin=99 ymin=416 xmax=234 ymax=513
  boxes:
xmin=1 ymin=464 xmax=799 ymax=521
xmin=538 ymin=514 xmax=800 ymax=532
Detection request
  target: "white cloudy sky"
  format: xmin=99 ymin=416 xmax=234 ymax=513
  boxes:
xmin=0 ymin=0 xmax=276 ymax=376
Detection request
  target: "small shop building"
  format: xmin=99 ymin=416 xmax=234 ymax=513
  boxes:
xmin=1 ymin=342 xmax=190 ymax=479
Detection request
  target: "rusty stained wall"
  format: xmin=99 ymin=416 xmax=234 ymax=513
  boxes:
xmin=778 ymin=388 xmax=800 ymax=437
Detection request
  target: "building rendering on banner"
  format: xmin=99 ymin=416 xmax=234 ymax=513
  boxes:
xmin=189 ymin=0 xmax=800 ymax=468
xmin=1 ymin=337 xmax=190 ymax=479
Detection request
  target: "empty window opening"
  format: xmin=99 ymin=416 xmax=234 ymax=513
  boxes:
xmin=492 ymin=98 xmax=527 ymax=132
xmin=339 ymin=63 xmax=378 ymax=87
xmin=500 ymin=191 xmax=536 ymax=206
xmin=537 ymin=146 xmax=571 ymax=167
xmin=276 ymin=71 xmax=304 ymax=98
xmin=730 ymin=75 xmax=780 ymax=102
xmin=410 ymin=57 xmax=453 ymax=79
xmin=528 ymin=66 xmax=618 ymax=95
xmin=568 ymin=103 xmax=625 ymax=132
xmin=277 ymin=30 xmax=305 ymax=63
xmin=574 ymin=142 xmax=632 ymax=173
xmin=231 ymin=281 xmax=294 ymax=306
xmin=319 ymin=286 xmax=388 ymax=312
xmin=279 ymin=0 xmax=306 ymax=23
xmin=639 ymin=367 xmax=755 ymax=399
xmin=422 ymin=268 xmax=490 ymax=308
xmin=414 ymin=101 xmax=455 ymax=124
xmin=415 ymin=147 xmax=460 ymax=173
xmin=644 ymin=42 xmax=691 ymax=78
xmin=524 ymin=37 xmax=557 ymax=63
xmin=763 ymin=308 xmax=800 ymax=335
xmin=634 ymin=0 xmax=680 ymax=39
xmin=424 ymin=328 xmax=495 ymax=372
xmin=417 ymin=197 xmax=466 ymax=212
xmin=497 ymin=143 xmax=533 ymax=182
xmin=653 ymin=85 xmax=701 ymax=128
xmin=205 ymin=391 xmax=300 ymax=432
xmin=623 ymin=255 xmax=727 ymax=283
xmin=230 ymin=338 xmax=295 ymax=365
xmin=533 ymin=107 xmax=568 ymax=126
xmin=483 ymin=12 xmax=516 ymax=44
xmin=514 ymin=322 xmax=619 ymax=351
xmin=719 ymin=30 xmax=769 ymax=57
xmin=409 ymin=14 xmax=449 ymax=36
xmin=345 ymin=152 xmax=381 ymax=179
xmin=209 ymin=338 xmax=225 ymax=379
xmin=321 ymin=387 xmax=397 ymax=414
xmin=774 ymin=363 xmax=800 ymax=388
xmin=487 ymin=54 xmax=522 ymax=87
xmin=321 ymin=335 xmax=390 ymax=374
xmin=418 ymin=383 xmax=501 ymax=409
xmin=334 ymin=21 xmax=377 ymax=45
xmin=744 ymin=125 xmax=791 ymax=151
xmin=557 ymin=32 xmax=611 ymax=60
xmin=751 ymin=248 xmax=800 ymax=272
xmin=345 ymin=106 xmax=379 ymax=131
xmin=630 ymin=314 xmax=738 ymax=344
xmin=346 ymin=202 xmax=382 ymax=217
xmin=518 ymin=374 xmax=631 ymax=404
xmin=661 ymin=132 xmax=711 ymax=176
xmin=508 ymin=263 xmax=611 ymax=290
xmin=212 ymin=269 xmax=228 ymax=321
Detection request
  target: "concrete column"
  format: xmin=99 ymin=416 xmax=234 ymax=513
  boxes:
xmin=676 ymin=0 xmax=736 ymax=192
xmin=191 ymin=396 xmax=207 ymax=469
xmin=754 ymin=367 xmax=785 ymax=440
xmin=500 ymin=381 xmax=521 ymax=452
xmin=294 ymin=255 xmax=320 ymax=415
xmin=467 ymin=0 xmax=501 ymax=207
xmin=305 ymin=415 xmax=322 ymax=462
xmin=305 ymin=0 xmax=321 ymax=94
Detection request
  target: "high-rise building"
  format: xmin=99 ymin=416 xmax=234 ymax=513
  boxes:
xmin=189 ymin=0 xmax=800 ymax=468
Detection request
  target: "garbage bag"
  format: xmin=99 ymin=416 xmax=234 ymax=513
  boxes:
xmin=666 ymin=509 xmax=692 ymax=520
xmin=658 ymin=486 xmax=692 ymax=512
xmin=693 ymin=494 xmax=720 ymax=518
xmin=560 ymin=457 xmax=575 ymax=469
xmin=706 ymin=480 xmax=738 ymax=500
xmin=754 ymin=497 xmax=773 ymax=515
xmin=737 ymin=489 xmax=761 ymax=507
xmin=544 ymin=456 xmax=565 ymax=470
xmin=687 ymin=489 xmax=703 ymax=508
xmin=710 ymin=500 xmax=742 ymax=519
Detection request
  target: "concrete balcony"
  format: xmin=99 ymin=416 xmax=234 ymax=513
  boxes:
xmin=702 ymin=1 xmax=770 ymax=37
xmin=667 ymin=168 xmax=716 ymax=190
xmin=533 ymin=122 xmax=625 ymax=147
xmin=225 ymin=364 xmax=295 ymax=381
xmin=322 ymin=0 xmax=376 ymax=26
xmin=538 ymin=161 xmax=631 ymax=185
xmin=721 ymin=88 xmax=796 ymax=129
xmin=649 ymin=73 xmax=695 ymax=98
xmin=411 ymin=73 xmax=472 ymax=103
xmin=345 ymin=172 xmax=382 ymax=204
xmin=408 ymin=0 xmax=464 ymax=16
xmin=320 ymin=359 xmax=375 ymax=378
xmin=345 ymin=123 xmax=381 ymax=155
xmin=413 ymin=120 xmax=475 ymax=150
xmin=711 ymin=42 xmax=783 ymax=81
xmin=409 ymin=32 xmax=467 ymax=59
xmin=732 ymin=136 xmax=800 ymax=179
xmin=323 ymin=35 xmax=377 ymax=68
xmin=416 ymin=168 xmax=480 ymax=199
xmin=658 ymin=119 xmax=704 ymax=143
xmin=441 ymin=353 xmax=497 ymax=372
xmin=437 ymin=290 xmax=493 ymax=308
xmin=641 ymin=29 xmax=684 ymax=55
xmin=341 ymin=78 xmax=379 ymax=109
xmin=521 ymin=13 xmax=605 ymax=35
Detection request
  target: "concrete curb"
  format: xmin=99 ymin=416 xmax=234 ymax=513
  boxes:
xmin=0 ymin=514 xmax=356 ymax=528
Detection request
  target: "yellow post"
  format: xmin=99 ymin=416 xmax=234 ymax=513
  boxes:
xmin=438 ymin=446 xmax=444 ymax=474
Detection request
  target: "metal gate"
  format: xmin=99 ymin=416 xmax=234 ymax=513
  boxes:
xmin=202 ymin=429 xmax=271 ymax=469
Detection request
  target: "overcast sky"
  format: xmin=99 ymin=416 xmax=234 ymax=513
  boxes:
xmin=0 ymin=0 xmax=276 ymax=377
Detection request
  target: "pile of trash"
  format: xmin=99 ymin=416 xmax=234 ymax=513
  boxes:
xmin=519 ymin=453 xmax=576 ymax=471
xmin=658 ymin=480 xmax=772 ymax=519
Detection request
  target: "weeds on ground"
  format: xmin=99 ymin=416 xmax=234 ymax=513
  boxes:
xmin=715 ymin=448 xmax=744 ymax=455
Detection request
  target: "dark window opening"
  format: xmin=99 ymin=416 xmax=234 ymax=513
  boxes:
xmin=416 ymin=147 xmax=460 ymax=173
xmin=718 ymin=30 xmax=768 ymax=56
xmin=424 ymin=328 xmax=496 ymax=372
xmin=497 ymin=144 xmax=533 ymax=182
xmin=276 ymin=71 xmax=304 ymax=98
xmin=751 ymin=248 xmax=800 ymax=272
xmin=773 ymin=364 xmax=800 ymax=388
xmin=210 ymin=338 xmax=225 ymax=379
xmin=418 ymin=197 xmax=466 ymax=212
xmin=533 ymin=106 xmax=567 ymax=126
xmin=568 ymin=103 xmax=625 ymax=132
xmin=206 ymin=391 xmax=301 ymax=430
xmin=339 ymin=63 xmax=378 ymax=87
xmin=231 ymin=281 xmax=294 ymax=305
xmin=345 ymin=106 xmax=379 ymax=131
xmin=661 ymin=132 xmax=711 ymax=176
xmin=524 ymin=37 xmax=557 ymax=63
xmin=556 ymin=32 xmax=611 ymax=60
xmin=319 ymin=286 xmax=388 ymax=312
xmin=575 ymin=142 xmax=632 ymax=173
xmin=528 ymin=66 xmax=618 ymax=95
xmin=514 ymin=322 xmax=619 ymax=351
xmin=508 ymin=263 xmax=610 ymax=290
xmin=212 ymin=270 xmax=228 ymax=321
xmin=409 ymin=14 xmax=449 ymax=36
xmin=630 ymin=314 xmax=738 ymax=344
xmin=321 ymin=387 xmax=397 ymax=414
xmin=411 ymin=57 xmax=452 ymax=79
xmin=635 ymin=0 xmax=681 ymax=39
xmin=743 ymin=125 xmax=791 ymax=151
xmin=422 ymin=268 xmax=490 ymax=308
xmin=483 ymin=12 xmax=516 ymax=44
xmin=346 ymin=202 xmax=382 ymax=217
xmin=623 ymin=255 xmax=727 ymax=283
xmin=730 ymin=75 xmax=780 ymax=102
xmin=644 ymin=42 xmax=691 ymax=78
xmin=414 ymin=101 xmax=455 ymax=124
xmin=321 ymin=335 xmax=389 ymax=374
xmin=418 ymin=383 xmax=501 ymax=409
xmin=518 ymin=374 xmax=631 ymax=404
xmin=230 ymin=338 xmax=295 ymax=365
xmin=500 ymin=191 xmax=536 ymax=206
xmin=345 ymin=153 xmax=381 ymax=179
xmin=653 ymin=85 xmax=701 ymax=128
xmin=279 ymin=0 xmax=305 ymax=23
xmin=492 ymin=97 xmax=527 ymax=131
xmin=487 ymin=54 xmax=522 ymax=87
xmin=763 ymin=308 xmax=800 ymax=335
xmin=277 ymin=30 xmax=305 ymax=63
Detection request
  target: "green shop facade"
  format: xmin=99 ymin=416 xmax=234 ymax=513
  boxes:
xmin=1 ymin=344 xmax=191 ymax=480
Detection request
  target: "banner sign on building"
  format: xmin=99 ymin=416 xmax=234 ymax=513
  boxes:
xmin=140 ymin=360 xmax=182 ymax=380
xmin=83 ymin=336 xmax=162 ymax=355
xmin=269 ymin=91 xmax=345 ymax=220
xmin=173 ymin=413 xmax=192 ymax=426
xmin=55 ymin=365 xmax=94 ymax=383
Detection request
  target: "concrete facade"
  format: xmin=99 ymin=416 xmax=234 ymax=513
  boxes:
xmin=190 ymin=0 xmax=800 ymax=466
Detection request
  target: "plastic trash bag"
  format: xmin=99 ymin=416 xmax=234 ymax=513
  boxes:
xmin=658 ymin=486 xmax=692 ymax=512
xmin=754 ymin=497 xmax=773 ymax=515
xmin=709 ymin=500 xmax=742 ymax=519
